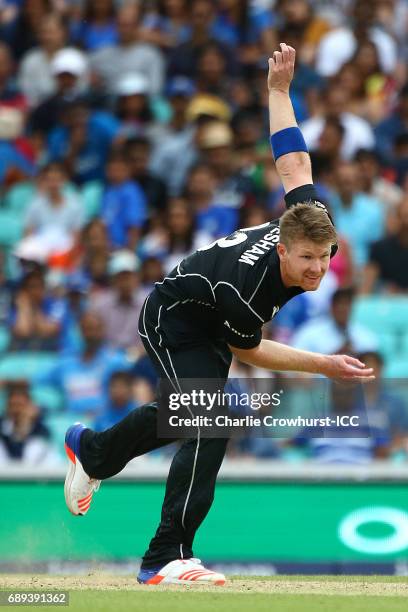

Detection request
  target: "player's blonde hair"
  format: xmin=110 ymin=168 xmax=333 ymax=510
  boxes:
xmin=279 ymin=203 xmax=337 ymax=249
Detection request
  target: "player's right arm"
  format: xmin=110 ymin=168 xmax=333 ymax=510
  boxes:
xmin=268 ymin=43 xmax=337 ymax=243
xmin=268 ymin=43 xmax=313 ymax=195
xmin=230 ymin=340 xmax=375 ymax=381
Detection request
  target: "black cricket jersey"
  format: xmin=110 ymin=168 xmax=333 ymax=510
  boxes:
xmin=154 ymin=219 xmax=304 ymax=350
xmin=153 ymin=188 xmax=335 ymax=351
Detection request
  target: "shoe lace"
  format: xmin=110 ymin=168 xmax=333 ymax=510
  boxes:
xmin=89 ymin=478 xmax=100 ymax=492
xmin=189 ymin=558 xmax=203 ymax=566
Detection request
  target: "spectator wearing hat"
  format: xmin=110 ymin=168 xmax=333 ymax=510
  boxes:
xmin=29 ymin=47 xmax=89 ymax=135
xmin=148 ymin=76 xmax=199 ymax=194
xmin=18 ymin=14 xmax=67 ymax=108
xmin=114 ymin=73 xmax=157 ymax=143
xmin=151 ymin=93 xmax=233 ymax=196
xmin=89 ymin=250 xmax=145 ymax=353
xmin=166 ymin=76 xmax=195 ymax=130
xmin=0 ymin=382 xmax=58 ymax=466
xmin=151 ymin=75 xmax=196 ymax=149
xmin=198 ymin=120 xmax=256 ymax=211
xmin=90 ymin=4 xmax=164 ymax=96
xmin=59 ymin=271 xmax=89 ymax=354
xmin=100 ymin=151 xmax=147 ymax=250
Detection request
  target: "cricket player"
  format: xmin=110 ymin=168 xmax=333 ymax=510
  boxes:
xmin=64 ymin=44 xmax=373 ymax=586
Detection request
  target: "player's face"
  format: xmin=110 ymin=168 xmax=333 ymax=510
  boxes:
xmin=277 ymin=239 xmax=332 ymax=291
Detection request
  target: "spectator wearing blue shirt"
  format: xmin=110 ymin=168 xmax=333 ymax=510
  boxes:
xmin=329 ymin=161 xmax=385 ymax=266
xmin=101 ymin=151 xmax=147 ymax=250
xmin=36 ymin=311 xmax=130 ymax=417
xmin=291 ymin=381 xmax=391 ymax=465
xmin=48 ymin=100 xmax=119 ymax=185
xmin=70 ymin=0 xmax=118 ymax=51
xmin=185 ymin=163 xmax=238 ymax=238
xmin=374 ymin=83 xmax=408 ymax=163
xmin=356 ymin=352 xmax=408 ymax=456
xmin=139 ymin=0 xmax=191 ymax=48
xmin=167 ymin=0 xmax=237 ymax=80
xmin=93 ymin=371 xmax=137 ymax=432
xmin=211 ymin=0 xmax=275 ymax=54
xmin=291 ymin=287 xmax=378 ymax=356
xmin=0 ymin=138 xmax=34 ymax=184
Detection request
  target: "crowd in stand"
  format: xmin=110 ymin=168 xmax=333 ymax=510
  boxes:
xmin=0 ymin=0 xmax=408 ymax=466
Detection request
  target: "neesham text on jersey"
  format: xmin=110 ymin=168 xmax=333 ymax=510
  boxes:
xmin=238 ymin=226 xmax=280 ymax=266
xmin=197 ymin=222 xmax=280 ymax=267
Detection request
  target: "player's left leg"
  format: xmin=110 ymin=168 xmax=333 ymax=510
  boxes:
xmin=63 ymin=404 xmax=176 ymax=515
xmin=136 ymin=336 xmax=232 ymax=584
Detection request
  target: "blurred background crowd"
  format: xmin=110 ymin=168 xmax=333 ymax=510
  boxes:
xmin=0 ymin=0 xmax=408 ymax=467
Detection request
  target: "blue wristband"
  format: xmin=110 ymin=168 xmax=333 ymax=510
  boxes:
xmin=270 ymin=127 xmax=308 ymax=161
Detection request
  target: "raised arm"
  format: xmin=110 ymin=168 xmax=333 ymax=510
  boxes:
xmin=268 ymin=43 xmax=313 ymax=194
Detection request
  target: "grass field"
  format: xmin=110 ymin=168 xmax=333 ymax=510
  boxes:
xmin=1 ymin=575 xmax=408 ymax=611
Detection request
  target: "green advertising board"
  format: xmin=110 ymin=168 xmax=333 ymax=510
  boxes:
xmin=1 ymin=481 xmax=408 ymax=566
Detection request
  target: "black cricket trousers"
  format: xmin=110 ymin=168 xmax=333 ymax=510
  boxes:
xmin=79 ymin=289 xmax=232 ymax=569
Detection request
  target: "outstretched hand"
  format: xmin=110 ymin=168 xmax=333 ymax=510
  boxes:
xmin=321 ymin=354 xmax=375 ymax=382
xmin=268 ymin=42 xmax=296 ymax=94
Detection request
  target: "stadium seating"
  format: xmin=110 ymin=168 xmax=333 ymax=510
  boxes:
xmin=0 ymin=352 xmax=57 ymax=379
xmin=32 ymin=385 xmax=64 ymax=413
xmin=0 ymin=327 xmax=10 ymax=353
xmin=48 ymin=413 xmax=92 ymax=457
xmin=80 ymin=181 xmax=103 ymax=220
xmin=352 ymin=297 xmax=408 ymax=365
xmin=352 ymin=296 xmax=408 ymax=335
xmin=383 ymin=359 xmax=408 ymax=378
xmin=0 ymin=212 xmax=24 ymax=248
xmin=2 ymin=181 xmax=35 ymax=214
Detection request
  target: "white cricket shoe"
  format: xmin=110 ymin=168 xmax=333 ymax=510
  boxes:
xmin=141 ymin=558 xmax=226 ymax=585
xmin=64 ymin=423 xmax=100 ymax=516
